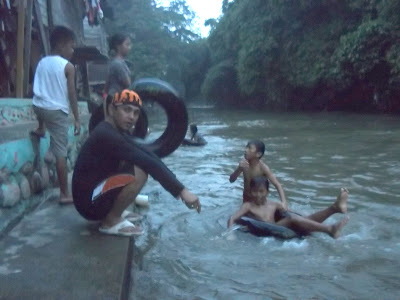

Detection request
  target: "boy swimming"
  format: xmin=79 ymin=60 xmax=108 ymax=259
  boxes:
xmin=182 ymin=124 xmax=207 ymax=146
xmin=230 ymin=140 xmax=288 ymax=208
xmin=228 ymin=176 xmax=349 ymax=239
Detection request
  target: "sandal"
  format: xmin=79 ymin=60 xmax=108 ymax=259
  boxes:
xmin=122 ymin=210 xmax=143 ymax=222
xmin=59 ymin=196 xmax=74 ymax=205
xmin=99 ymin=219 xmax=143 ymax=237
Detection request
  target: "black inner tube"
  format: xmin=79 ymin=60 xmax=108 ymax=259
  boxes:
xmin=182 ymin=139 xmax=207 ymax=146
xmin=88 ymin=78 xmax=188 ymax=158
xmin=237 ymin=216 xmax=300 ymax=239
xmin=130 ymin=78 xmax=188 ymax=157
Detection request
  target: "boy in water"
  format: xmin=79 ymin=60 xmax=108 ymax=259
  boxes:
xmin=182 ymin=124 xmax=207 ymax=146
xmin=230 ymin=140 xmax=288 ymax=208
xmin=228 ymin=177 xmax=349 ymax=239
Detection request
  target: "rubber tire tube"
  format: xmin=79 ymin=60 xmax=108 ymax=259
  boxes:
xmin=87 ymin=78 xmax=188 ymax=158
xmin=237 ymin=216 xmax=300 ymax=239
xmin=129 ymin=78 xmax=188 ymax=158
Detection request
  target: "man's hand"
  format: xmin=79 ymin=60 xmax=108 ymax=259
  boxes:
xmin=74 ymin=120 xmax=81 ymax=136
xmin=180 ymin=188 xmax=201 ymax=213
xmin=239 ymin=158 xmax=249 ymax=171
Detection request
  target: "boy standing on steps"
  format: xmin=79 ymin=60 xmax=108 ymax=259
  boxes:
xmin=31 ymin=26 xmax=81 ymax=204
xmin=230 ymin=140 xmax=288 ymax=209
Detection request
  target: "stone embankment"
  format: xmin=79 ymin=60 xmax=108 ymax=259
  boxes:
xmin=0 ymin=99 xmax=89 ymax=234
xmin=0 ymin=99 xmax=134 ymax=300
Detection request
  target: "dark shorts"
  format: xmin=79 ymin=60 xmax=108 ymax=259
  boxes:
xmin=73 ymin=173 xmax=135 ymax=221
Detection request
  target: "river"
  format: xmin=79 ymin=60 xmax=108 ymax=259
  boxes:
xmin=130 ymin=107 xmax=400 ymax=300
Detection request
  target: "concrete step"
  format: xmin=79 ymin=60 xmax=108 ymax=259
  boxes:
xmin=0 ymin=99 xmax=90 ymax=144
xmin=0 ymin=196 xmax=132 ymax=300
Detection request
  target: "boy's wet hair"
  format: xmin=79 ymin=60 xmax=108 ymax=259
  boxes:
xmin=247 ymin=140 xmax=265 ymax=157
xmin=190 ymin=124 xmax=198 ymax=134
xmin=50 ymin=26 xmax=75 ymax=50
xmin=250 ymin=176 xmax=269 ymax=191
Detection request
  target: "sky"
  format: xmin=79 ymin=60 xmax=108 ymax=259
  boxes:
xmin=185 ymin=0 xmax=223 ymax=37
xmin=157 ymin=0 xmax=223 ymax=37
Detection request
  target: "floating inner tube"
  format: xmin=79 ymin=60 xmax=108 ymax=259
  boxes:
xmin=236 ymin=216 xmax=300 ymax=239
xmin=130 ymin=78 xmax=188 ymax=157
xmin=88 ymin=78 xmax=188 ymax=158
xmin=181 ymin=138 xmax=206 ymax=146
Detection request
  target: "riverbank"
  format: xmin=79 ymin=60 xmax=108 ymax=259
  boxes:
xmin=0 ymin=189 xmax=133 ymax=300
xmin=0 ymin=99 xmax=89 ymax=230
xmin=0 ymin=99 xmax=135 ymax=299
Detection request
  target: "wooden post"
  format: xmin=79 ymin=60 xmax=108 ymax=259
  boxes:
xmin=23 ymin=0 xmax=34 ymax=96
xmin=34 ymin=0 xmax=49 ymax=55
xmin=46 ymin=0 xmax=53 ymax=28
xmin=16 ymin=0 xmax=26 ymax=98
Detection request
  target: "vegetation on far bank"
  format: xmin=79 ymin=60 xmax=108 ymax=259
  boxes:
xmin=107 ymin=0 xmax=400 ymax=113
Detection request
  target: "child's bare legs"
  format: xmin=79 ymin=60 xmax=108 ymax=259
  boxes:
xmin=31 ymin=118 xmax=46 ymax=137
xmin=278 ymin=188 xmax=350 ymax=238
xmin=277 ymin=214 xmax=349 ymax=239
xmin=330 ymin=217 xmax=349 ymax=239
xmin=305 ymin=188 xmax=348 ymax=223
xmin=57 ymin=157 xmax=73 ymax=204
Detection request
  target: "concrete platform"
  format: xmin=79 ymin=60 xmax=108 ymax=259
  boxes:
xmin=0 ymin=196 xmax=133 ymax=300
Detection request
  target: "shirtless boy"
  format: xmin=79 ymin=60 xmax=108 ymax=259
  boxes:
xmin=230 ymin=140 xmax=288 ymax=209
xmin=228 ymin=176 xmax=349 ymax=239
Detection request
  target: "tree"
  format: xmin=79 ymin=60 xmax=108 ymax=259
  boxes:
xmin=203 ymin=0 xmax=400 ymax=113
xmin=201 ymin=60 xmax=239 ymax=105
xmin=103 ymin=0 xmax=207 ymax=100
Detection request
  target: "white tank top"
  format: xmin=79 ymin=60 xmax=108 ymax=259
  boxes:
xmin=32 ymin=55 xmax=70 ymax=114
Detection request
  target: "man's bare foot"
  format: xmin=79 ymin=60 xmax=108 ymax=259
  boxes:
xmin=59 ymin=196 xmax=74 ymax=205
xmin=329 ymin=216 xmax=349 ymax=239
xmin=180 ymin=188 xmax=201 ymax=213
xmin=332 ymin=187 xmax=349 ymax=213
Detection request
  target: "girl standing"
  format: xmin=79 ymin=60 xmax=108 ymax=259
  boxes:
xmin=103 ymin=33 xmax=132 ymax=110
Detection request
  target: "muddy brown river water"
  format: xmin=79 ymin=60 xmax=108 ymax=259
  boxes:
xmin=130 ymin=107 xmax=400 ymax=300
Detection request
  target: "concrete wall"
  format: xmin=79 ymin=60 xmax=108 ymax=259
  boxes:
xmin=0 ymin=99 xmax=89 ymax=208
xmin=0 ymin=99 xmax=37 ymax=126
xmin=51 ymin=1 xmax=85 ymax=44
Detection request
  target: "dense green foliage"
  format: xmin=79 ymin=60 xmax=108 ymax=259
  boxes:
xmin=104 ymin=0 xmax=209 ymax=100
xmin=105 ymin=0 xmax=400 ymax=112
xmin=203 ymin=0 xmax=400 ymax=112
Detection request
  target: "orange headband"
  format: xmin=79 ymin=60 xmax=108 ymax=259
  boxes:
xmin=112 ymin=89 xmax=142 ymax=107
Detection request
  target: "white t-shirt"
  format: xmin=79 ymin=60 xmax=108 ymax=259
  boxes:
xmin=32 ymin=55 xmax=70 ymax=114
